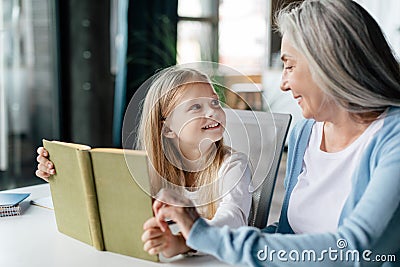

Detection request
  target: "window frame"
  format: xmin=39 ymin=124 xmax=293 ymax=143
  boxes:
xmin=177 ymin=0 xmax=220 ymax=63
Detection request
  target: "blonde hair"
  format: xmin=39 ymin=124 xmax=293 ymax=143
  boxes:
xmin=136 ymin=67 xmax=230 ymax=219
xmin=277 ymin=0 xmax=400 ymax=122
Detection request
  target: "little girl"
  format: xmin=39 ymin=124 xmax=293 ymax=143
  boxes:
xmin=36 ymin=66 xmax=252 ymax=258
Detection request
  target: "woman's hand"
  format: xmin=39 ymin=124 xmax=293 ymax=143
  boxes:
xmin=153 ymin=189 xmax=200 ymax=239
xmin=35 ymin=147 xmax=55 ymax=182
xmin=142 ymin=217 xmax=191 ymax=258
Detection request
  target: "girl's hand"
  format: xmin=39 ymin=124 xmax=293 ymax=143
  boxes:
xmin=142 ymin=217 xmax=191 ymax=258
xmin=35 ymin=147 xmax=55 ymax=182
xmin=153 ymin=189 xmax=200 ymax=239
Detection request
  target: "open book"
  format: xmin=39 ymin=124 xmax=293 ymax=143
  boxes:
xmin=43 ymin=139 xmax=158 ymax=262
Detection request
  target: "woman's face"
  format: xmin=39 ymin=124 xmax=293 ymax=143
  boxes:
xmin=280 ymin=34 xmax=334 ymax=121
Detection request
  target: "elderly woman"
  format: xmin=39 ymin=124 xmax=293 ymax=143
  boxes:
xmin=148 ymin=0 xmax=400 ymax=266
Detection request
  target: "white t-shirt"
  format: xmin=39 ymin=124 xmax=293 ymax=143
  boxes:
xmin=288 ymin=118 xmax=384 ymax=234
xmin=184 ymin=152 xmax=252 ymax=228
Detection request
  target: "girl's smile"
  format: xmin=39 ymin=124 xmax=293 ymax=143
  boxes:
xmin=202 ymin=122 xmax=221 ymax=130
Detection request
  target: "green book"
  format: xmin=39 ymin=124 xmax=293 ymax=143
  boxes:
xmin=43 ymin=139 xmax=158 ymax=262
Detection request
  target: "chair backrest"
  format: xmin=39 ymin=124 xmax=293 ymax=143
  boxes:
xmin=223 ymin=108 xmax=291 ymax=229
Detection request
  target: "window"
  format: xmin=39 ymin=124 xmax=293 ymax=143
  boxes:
xmin=177 ymin=0 xmax=268 ymax=75
xmin=177 ymin=0 xmax=219 ymax=63
xmin=0 ymin=0 xmax=59 ymax=189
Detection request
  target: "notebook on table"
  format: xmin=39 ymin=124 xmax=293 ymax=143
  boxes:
xmin=0 ymin=193 xmax=30 ymax=217
xmin=43 ymin=139 xmax=158 ymax=262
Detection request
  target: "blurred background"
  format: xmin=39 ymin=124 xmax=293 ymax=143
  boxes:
xmin=0 ymin=0 xmax=399 ymax=190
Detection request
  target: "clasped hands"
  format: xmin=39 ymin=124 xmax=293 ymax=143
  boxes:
xmin=142 ymin=189 xmax=200 ymax=258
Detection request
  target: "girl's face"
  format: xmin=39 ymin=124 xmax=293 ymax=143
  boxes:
xmin=164 ymin=82 xmax=226 ymax=159
xmin=280 ymin=34 xmax=336 ymax=121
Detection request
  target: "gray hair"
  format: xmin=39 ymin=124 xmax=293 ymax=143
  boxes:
xmin=277 ymin=0 xmax=400 ymax=117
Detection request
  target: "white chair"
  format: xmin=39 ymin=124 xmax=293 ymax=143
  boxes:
xmin=223 ymin=108 xmax=291 ymax=229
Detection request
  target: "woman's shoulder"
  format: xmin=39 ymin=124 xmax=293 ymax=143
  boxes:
xmin=374 ymin=107 xmax=400 ymax=144
xmin=383 ymin=107 xmax=400 ymax=127
xmin=286 ymin=118 xmax=315 ymax=148
xmin=370 ymin=107 xmax=400 ymax=139
xmin=291 ymin=118 xmax=315 ymax=135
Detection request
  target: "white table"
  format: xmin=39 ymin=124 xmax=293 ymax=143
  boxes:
xmin=0 ymin=184 xmax=239 ymax=267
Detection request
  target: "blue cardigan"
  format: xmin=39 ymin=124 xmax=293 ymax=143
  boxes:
xmin=187 ymin=107 xmax=400 ymax=266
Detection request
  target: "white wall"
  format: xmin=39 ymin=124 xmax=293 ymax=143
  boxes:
xmin=354 ymin=0 xmax=400 ymax=60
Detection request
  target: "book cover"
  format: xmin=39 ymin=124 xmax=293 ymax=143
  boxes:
xmin=43 ymin=140 xmax=158 ymax=262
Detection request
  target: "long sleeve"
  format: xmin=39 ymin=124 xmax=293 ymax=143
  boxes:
xmin=205 ymin=152 xmax=252 ymax=228
xmin=187 ymin=159 xmax=400 ymax=266
xmin=187 ymin=108 xmax=400 ymax=266
xmin=187 ymin=157 xmax=400 ymax=266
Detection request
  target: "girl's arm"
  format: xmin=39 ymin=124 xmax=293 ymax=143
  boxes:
xmin=206 ymin=152 xmax=252 ymax=228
